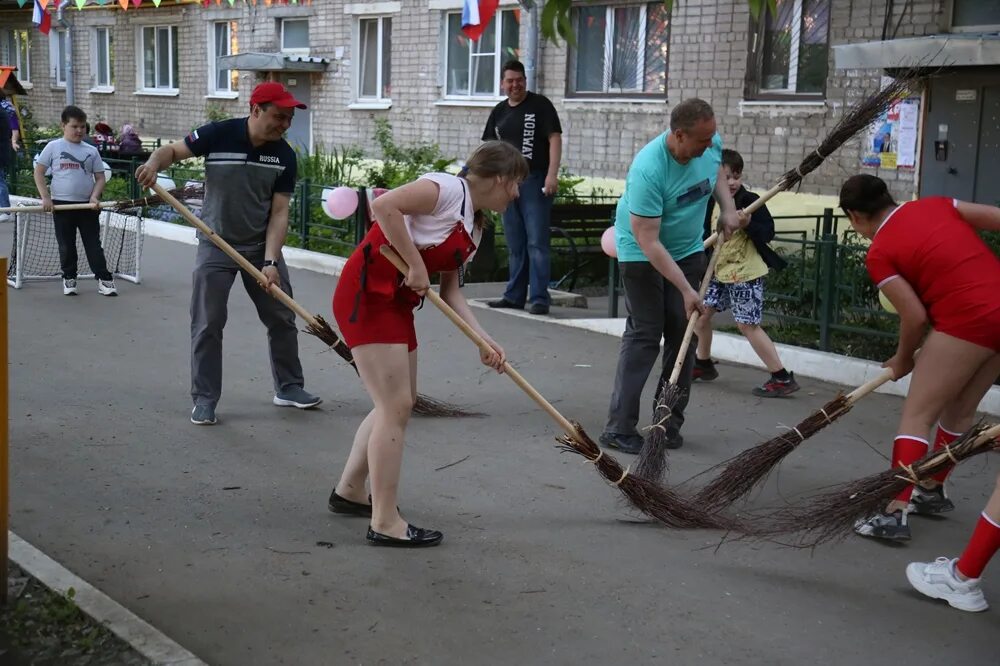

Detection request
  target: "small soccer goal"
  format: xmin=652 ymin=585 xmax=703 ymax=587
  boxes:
xmin=6 ymin=208 xmax=144 ymax=289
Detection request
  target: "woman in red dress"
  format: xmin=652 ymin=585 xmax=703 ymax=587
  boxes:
xmin=329 ymin=141 xmax=529 ymax=547
xmin=839 ymin=175 xmax=1000 ymax=609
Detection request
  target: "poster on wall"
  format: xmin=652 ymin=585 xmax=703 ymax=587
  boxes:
xmin=862 ymin=95 xmax=921 ymax=170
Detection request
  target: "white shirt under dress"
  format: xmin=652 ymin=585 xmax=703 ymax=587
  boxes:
xmin=406 ymin=173 xmax=481 ymax=261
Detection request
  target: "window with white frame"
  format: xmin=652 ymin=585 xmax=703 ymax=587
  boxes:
xmin=1 ymin=30 xmax=31 ymax=84
xmin=357 ymin=16 xmax=391 ymax=101
xmin=746 ymin=0 xmax=830 ymax=99
xmin=139 ymin=25 xmax=179 ymax=92
xmin=209 ymin=21 xmax=239 ymax=95
xmin=92 ymin=27 xmax=114 ymax=90
xmin=280 ymin=19 xmax=309 ymax=54
xmin=50 ymin=29 xmax=68 ymax=87
xmin=567 ymin=3 xmax=668 ymax=97
xmin=443 ymin=9 xmax=519 ymax=98
xmin=950 ymin=0 xmax=1000 ymax=30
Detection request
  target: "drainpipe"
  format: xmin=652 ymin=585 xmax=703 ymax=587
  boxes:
xmin=55 ymin=0 xmax=74 ymax=106
xmin=520 ymin=0 xmax=538 ymax=91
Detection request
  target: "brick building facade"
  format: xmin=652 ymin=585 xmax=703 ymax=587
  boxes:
xmin=2 ymin=0 xmax=998 ymax=200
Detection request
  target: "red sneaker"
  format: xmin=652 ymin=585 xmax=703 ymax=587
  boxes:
xmin=752 ymin=373 xmax=800 ymax=397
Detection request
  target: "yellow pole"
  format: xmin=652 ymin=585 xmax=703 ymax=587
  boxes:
xmin=0 ymin=258 xmax=8 ymax=606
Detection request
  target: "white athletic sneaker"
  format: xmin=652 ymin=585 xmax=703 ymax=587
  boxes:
xmin=97 ymin=279 xmax=118 ymax=296
xmin=906 ymin=557 xmax=989 ymax=612
xmin=62 ymin=278 xmax=78 ymax=296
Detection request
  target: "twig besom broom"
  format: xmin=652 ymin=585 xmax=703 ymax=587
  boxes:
xmin=378 ymin=244 xmax=741 ymax=530
xmin=635 ymin=234 xmax=723 ymax=483
xmin=743 ymin=422 xmax=1000 ymax=547
xmin=150 ymin=184 xmax=473 ymax=418
xmin=0 ymin=185 xmax=206 ymax=214
xmin=693 ymin=367 xmax=896 ymax=510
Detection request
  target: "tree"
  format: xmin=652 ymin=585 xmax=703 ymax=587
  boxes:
xmin=540 ymin=0 xmax=777 ymax=44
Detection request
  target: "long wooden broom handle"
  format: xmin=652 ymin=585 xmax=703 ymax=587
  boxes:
xmin=378 ymin=245 xmax=580 ymax=438
xmin=843 ymin=347 xmax=924 ymax=405
xmin=667 ymin=236 xmax=724 ymax=386
xmin=0 ymin=202 xmax=119 ymax=213
xmin=151 ymin=183 xmax=324 ymax=330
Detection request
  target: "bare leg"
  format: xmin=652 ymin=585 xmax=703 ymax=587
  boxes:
xmin=695 ymin=309 xmax=715 ymax=360
xmin=335 ymin=409 xmax=376 ymax=504
xmin=351 ymin=343 xmax=416 ymax=539
xmin=885 ymin=331 xmax=995 ymax=514
xmin=736 ymin=322 xmax=783 ymax=373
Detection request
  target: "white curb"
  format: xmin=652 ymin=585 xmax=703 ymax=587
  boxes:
xmin=9 ymin=531 xmax=207 ymax=666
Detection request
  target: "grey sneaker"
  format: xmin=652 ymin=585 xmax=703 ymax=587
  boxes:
xmin=273 ymin=386 xmax=322 ymax=409
xmin=855 ymin=509 xmax=911 ymax=541
xmin=97 ymin=279 xmax=118 ymax=296
xmin=191 ymin=404 xmax=217 ymax=425
xmin=906 ymin=557 xmax=988 ymax=612
xmin=63 ymin=278 xmax=78 ymax=296
xmin=908 ymin=485 xmax=955 ymax=516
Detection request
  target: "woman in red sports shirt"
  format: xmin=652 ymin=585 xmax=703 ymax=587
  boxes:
xmin=839 ymin=175 xmax=1000 ymax=609
xmin=328 ymin=141 xmax=528 ymax=548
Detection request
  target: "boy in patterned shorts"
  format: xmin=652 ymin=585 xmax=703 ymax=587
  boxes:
xmin=694 ymin=149 xmax=798 ymax=396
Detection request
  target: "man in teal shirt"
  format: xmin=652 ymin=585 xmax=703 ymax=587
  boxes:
xmin=601 ymin=98 xmax=742 ymax=453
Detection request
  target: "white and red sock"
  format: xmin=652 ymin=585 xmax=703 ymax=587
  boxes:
xmin=956 ymin=512 xmax=1000 ymax=579
xmin=891 ymin=435 xmax=929 ymax=504
xmin=930 ymin=423 xmax=961 ymax=485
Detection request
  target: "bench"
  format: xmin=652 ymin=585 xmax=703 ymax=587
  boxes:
xmin=548 ymin=202 xmax=616 ymax=292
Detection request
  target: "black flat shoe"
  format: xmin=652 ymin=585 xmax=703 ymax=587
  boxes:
xmin=366 ymin=524 xmax=443 ymax=548
xmin=328 ymin=490 xmax=372 ymax=517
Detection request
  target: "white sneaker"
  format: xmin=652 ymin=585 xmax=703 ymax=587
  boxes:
xmin=906 ymin=557 xmax=989 ymax=612
xmin=97 ymin=279 xmax=118 ymax=296
xmin=62 ymin=278 xmax=78 ymax=296
xmin=0 ymin=213 xmax=11 ymax=223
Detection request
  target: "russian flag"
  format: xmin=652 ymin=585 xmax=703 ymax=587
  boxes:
xmin=461 ymin=0 xmax=499 ymax=41
xmin=32 ymin=0 xmax=51 ymax=35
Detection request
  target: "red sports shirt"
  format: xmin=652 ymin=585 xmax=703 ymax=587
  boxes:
xmin=865 ymin=196 xmax=1000 ymax=350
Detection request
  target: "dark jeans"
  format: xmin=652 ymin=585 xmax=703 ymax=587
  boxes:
xmin=605 ymin=253 xmax=707 ymax=436
xmin=52 ymin=203 xmax=112 ymax=281
xmin=190 ymin=240 xmax=305 ymax=407
xmin=501 ymin=171 xmax=554 ymax=307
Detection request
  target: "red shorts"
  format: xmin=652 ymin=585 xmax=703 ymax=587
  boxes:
xmin=935 ymin=307 xmax=1000 ymax=352
xmin=332 ymin=250 xmax=419 ymax=352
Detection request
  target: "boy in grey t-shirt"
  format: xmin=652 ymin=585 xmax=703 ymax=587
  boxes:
xmin=33 ymin=105 xmax=117 ymax=296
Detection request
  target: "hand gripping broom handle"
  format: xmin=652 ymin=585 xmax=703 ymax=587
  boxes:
xmin=151 ymin=183 xmax=323 ymax=330
xmin=378 ymin=245 xmax=580 ymax=438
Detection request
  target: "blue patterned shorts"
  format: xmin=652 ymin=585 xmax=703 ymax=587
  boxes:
xmin=704 ymin=277 xmax=764 ymax=325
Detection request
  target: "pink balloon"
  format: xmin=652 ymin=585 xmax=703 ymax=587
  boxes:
xmin=325 ymin=186 xmax=359 ymax=219
xmin=601 ymin=226 xmax=617 ymax=258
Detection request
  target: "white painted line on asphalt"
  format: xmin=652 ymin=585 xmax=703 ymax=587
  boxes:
xmin=8 ymin=531 xmax=208 ymax=666
xmin=468 ymin=299 xmax=1000 ymax=416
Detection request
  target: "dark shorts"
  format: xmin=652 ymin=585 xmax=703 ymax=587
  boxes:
xmin=704 ymin=277 xmax=765 ymax=325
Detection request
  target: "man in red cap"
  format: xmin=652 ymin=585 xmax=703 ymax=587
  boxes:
xmin=136 ymin=81 xmax=321 ymax=426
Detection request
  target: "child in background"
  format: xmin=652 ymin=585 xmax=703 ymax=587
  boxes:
xmin=33 ymin=105 xmax=117 ymax=296
xmin=694 ymin=149 xmax=796 ymax=396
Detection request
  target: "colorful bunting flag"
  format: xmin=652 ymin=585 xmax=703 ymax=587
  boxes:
xmin=118 ymin=0 xmax=128 ymax=9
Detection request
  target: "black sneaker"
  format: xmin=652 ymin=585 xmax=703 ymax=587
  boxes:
xmin=528 ymin=302 xmax=550 ymax=315
xmin=487 ymin=298 xmax=523 ymax=309
xmin=598 ymin=431 xmax=644 ymax=455
xmin=908 ymin=485 xmax=956 ymax=516
xmin=854 ymin=509 xmax=911 ymax=541
xmin=665 ymin=428 xmax=684 ymax=450
xmin=692 ymin=359 xmax=718 ymax=381
xmin=752 ymin=372 xmax=800 ymax=397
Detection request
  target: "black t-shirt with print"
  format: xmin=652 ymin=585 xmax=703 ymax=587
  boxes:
xmin=482 ymin=91 xmax=562 ymax=174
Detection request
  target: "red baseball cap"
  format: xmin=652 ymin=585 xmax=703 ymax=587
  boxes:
xmin=249 ymin=82 xmax=307 ymax=110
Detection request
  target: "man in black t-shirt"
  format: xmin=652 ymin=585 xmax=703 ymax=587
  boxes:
xmin=483 ymin=60 xmax=563 ymax=315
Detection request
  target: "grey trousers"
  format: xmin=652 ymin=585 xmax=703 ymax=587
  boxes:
xmin=190 ymin=240 xmax=305 ymax=407
xmin=605 ymin=253 xmax=707 ymax=436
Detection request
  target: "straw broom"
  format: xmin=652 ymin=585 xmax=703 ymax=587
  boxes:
xmin=151 ymin=184 xmax=474 ymax=418
xmin=694 ymin=367 xmax=895 ymax=510
xmin=0 ymin=185 xmax=206 ymax=214
xmin=742 ymin=422 xmax=1000 ymax=547
xmin=379 ymin=245 xmax=741 ymax=530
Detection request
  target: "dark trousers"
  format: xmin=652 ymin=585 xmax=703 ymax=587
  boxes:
xmin=501 ymin=171 xmax=554 ymax=307
xmin=605 ymin=253 xmax=707 ymax=436
xmin=52 ymin=203 xmax=112 ymax=281
xmin=190 ymin=240 xmax=305 ymax=407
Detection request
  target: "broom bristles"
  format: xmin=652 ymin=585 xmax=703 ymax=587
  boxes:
xmin=693 ymin=394 xmax=852 ymax=510
xmin=740 ymin=422 xmax=999 ymax=547
xmin=109 ymin=185 xmax=205 ymax=213
xmin=556 ymin=423 xmax=739 ymax=531
xmin=635 ymin=380 xmax=682 ymax=483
